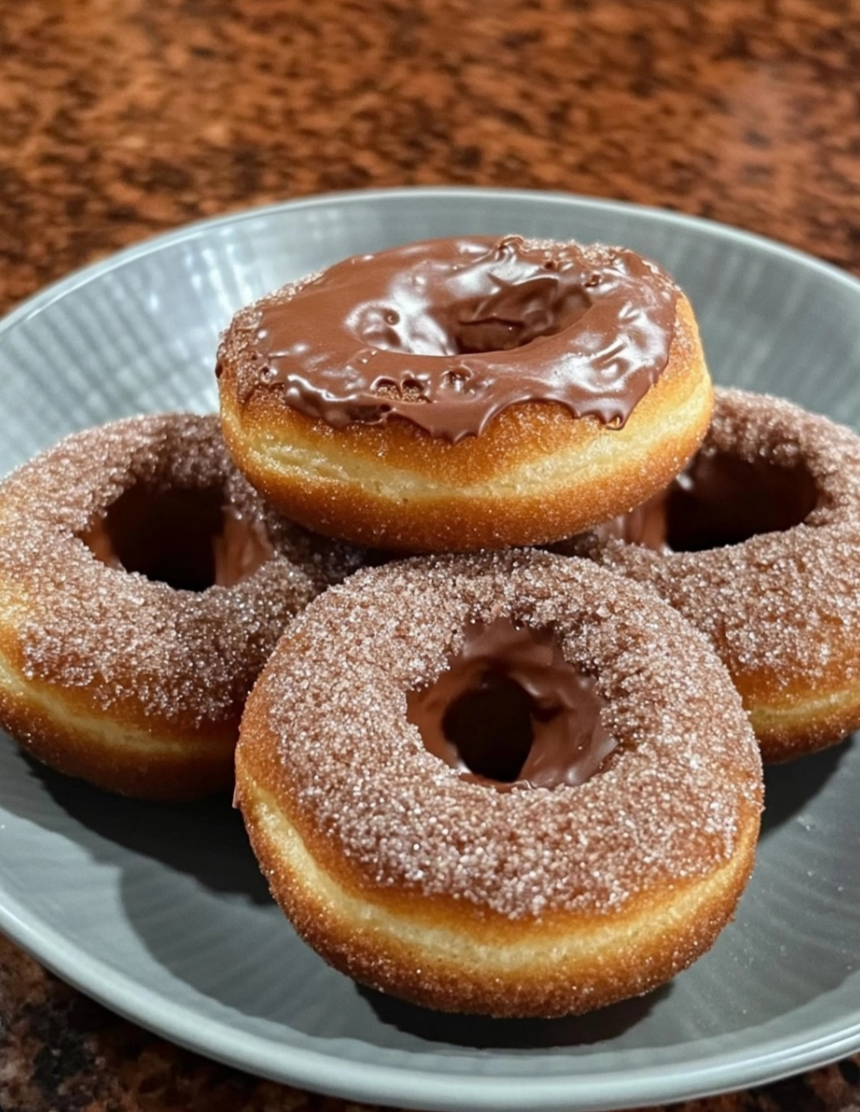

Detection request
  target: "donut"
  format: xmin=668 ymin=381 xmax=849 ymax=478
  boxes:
xmin=235 ymin=550 xmax=762 ymax=1018
xmin=0 ymin=413 xmax=366 ymax=800
xmin=561 ymin=387 xmax=860 ymax=762
xmin=216 ymin=234 xmax=713 ymax=552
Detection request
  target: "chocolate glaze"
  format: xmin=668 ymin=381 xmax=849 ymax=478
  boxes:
xmin=406 ymin=617 xmax=617 ymax=789
xmin=82 ymin=487 xmax=274 ymax=591
xmin=591 ymin=446 xmax=819 ymax=552
xmin=235 ymin=235 xmax=680 ymax=443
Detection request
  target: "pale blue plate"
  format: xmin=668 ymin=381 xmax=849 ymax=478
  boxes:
xmin=1 ymin=187 xmax=859 ymax=1111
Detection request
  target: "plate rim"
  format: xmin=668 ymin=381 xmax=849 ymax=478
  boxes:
xmin=2 ymin=185 xmax=860 ymax=1110
xmin=3 ymin=184 xmax=859 ymax=336
xmin=4 ymin=828 xmax=860 ymax=1112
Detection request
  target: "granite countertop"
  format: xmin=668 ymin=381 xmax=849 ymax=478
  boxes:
xmin=2 ymin=1 xmax=860 ymax=1110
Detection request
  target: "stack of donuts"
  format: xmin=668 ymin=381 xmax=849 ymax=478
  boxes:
xmin=2 ymin=233 xmax=860 ymax=1018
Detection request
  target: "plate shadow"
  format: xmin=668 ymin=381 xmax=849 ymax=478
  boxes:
xmin=13 ymin=753 xmax=270 ymax=905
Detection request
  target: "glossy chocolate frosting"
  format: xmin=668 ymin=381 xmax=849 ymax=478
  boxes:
xmin=406 ymin=617 xmax=617 ymax=789
xmin=229 ymin=235 xmax=680 ymax=443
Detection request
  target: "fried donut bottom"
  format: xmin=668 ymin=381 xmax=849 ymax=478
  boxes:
xmin=217 ymin=239 xmax=713 ymax=553
xmin=236 ymin=551 xmax=762 ymax=1017
xmin=0 ymin=414 xmax=365 ymax=800
xmin=563 ymin=388 xmax=860 ymax=762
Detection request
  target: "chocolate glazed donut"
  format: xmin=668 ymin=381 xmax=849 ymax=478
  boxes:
xmin=561 ymin=387 xmax=860 ymax=761
xmin=235 ymin=550 xmax=762 ymax=1018
xmin=217 ymin=235 xmax=714 ymax=552
xmin=0 ymin=413 xmax=365 ymax=799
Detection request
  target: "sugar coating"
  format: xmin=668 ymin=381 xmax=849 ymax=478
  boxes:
xmin=0 ymin=413 xmax=366 ymax=728
xmin=570 ymin=388 xmax=860 ymax=691
xmin=243 ymin=550 xmax=762 ymax=921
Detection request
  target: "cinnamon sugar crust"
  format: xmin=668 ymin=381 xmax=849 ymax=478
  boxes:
xmin=0 ymin=413 xmax=366 ymax=799
xmin=566 ymin=388 xmax=860 ymax=761
xmin=236 ymin=550 xmax=763 ymax=1016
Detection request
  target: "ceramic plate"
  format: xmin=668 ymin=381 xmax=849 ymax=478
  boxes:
xmin=1 ymin=188 xmax=860 ymax=1112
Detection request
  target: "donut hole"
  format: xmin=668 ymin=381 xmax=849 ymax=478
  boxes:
xmin=450 ymin=279 xmax=591 ymax=356
xmin=82 ymin=483 xmax=273 ymax=591
xmin=406 ymin=618 xmax=616 ymax=789
xmin=405 ymin=280 xmax=592 ymax=359
xmin=663 ymin=450 xmax=819 ymax=552
xmin=352 ymin=238 xmax=593 ymax=363
xmin=440 ymin=672 xmax=535 ymax=783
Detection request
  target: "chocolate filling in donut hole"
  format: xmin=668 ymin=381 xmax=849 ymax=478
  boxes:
xmin=82 ymin=484 xmax=274 ymax=592
xmin=234 ymin=550 xmax=762 ymax=1018
xmin=0 ymin=413 xmax=368 ymax=800
xmin=563 ymin=387 xmax=860 ymax=762
xmin=599 ymin=447 xmax=819 ymax=553
xmin=217 ymin=235 xmax=715 ymax=551
xmin=406 ymin=618 xmax=617 ymax=788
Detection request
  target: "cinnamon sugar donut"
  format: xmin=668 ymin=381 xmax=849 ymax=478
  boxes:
xmin=564 ymin=387 xmax=860 ymax=762
xmin=0 ymin=413 xmax=364 ymax=800
xmin=235 ymin=550 xmax=762 ymax=1018
xmin=217 ymin=235 xmax=713 ymax=552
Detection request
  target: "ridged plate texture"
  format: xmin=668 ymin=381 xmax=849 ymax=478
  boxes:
xmin=0 ymin=188 xmax=859 ymax=1111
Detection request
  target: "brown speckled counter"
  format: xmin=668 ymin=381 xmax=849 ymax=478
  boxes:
xmin=2 ymin=1 xmax=860 ymax=1109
